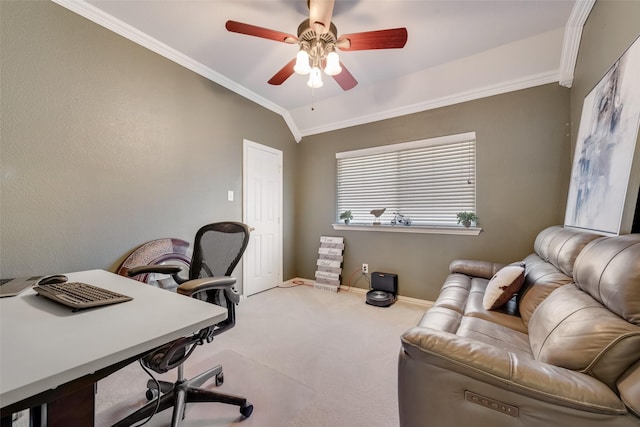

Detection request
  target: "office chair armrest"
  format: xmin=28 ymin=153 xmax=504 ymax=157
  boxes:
xmin=177 ymin=276 xmax=237 ymax=297
xmin=126 ymin=265 xmax=182 ymax=277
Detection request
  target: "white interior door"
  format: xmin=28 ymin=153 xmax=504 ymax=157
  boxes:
xmin=243 ymin=139 xmax=283 ymax=296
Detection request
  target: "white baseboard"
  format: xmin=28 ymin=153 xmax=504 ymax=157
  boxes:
xmin=283 ymin=277 xmax=433 ymax=308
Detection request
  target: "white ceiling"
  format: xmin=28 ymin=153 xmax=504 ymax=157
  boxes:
xmin=53 ymin=0 xmax=594 ymax=142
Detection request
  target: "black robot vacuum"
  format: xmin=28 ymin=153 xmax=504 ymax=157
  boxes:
xmin=366 ymin=272 xmax=398 ymax=307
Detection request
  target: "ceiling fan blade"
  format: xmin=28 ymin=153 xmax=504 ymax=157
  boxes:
xmin=337 ymin=28 xmax=408 ymax=51
xmin=225 ymin=20 xmax=298 ymax=44
xmin=333 ymin=63 xmax=357 ymax=91
xmin=268 ymin=58 xmax=297 ymax=85
xmin=308 ymin=0 xmax=335 ymax=34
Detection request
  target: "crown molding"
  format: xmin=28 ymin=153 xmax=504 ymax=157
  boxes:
xmin=51 ymin=0 xmax=581 ymax=143
xmin=298 ymin=70 xmax=560 ymax=138
xmin=281 ymin=112 xmax=302 ymax=142
xmin=50 ymin=0 xmax=302 ymax=142
xmin=558 ymin=0 xmax=596 ymax=88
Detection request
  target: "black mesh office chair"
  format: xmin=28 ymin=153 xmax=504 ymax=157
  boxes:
xmin=113 ymin=222 xmax=253 ymax=427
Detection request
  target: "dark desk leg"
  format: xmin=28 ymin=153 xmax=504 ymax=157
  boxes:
xmin=0 ymin=415 xmax=12 ymax=427
xmin=30 ymin=406 xmax=44 ymax=426
xmin=46 ymin=383 xmax=95 ymax=427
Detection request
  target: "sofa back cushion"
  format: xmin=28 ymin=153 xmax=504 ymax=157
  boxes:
xmin=532 ymin=225 xmax=602 ymax=277
xmin=573 ymin=234 xmax=640 ymax=324
xmin=516 ymin=226 xmax=602 ymax=327
xmin=517 ymin=253 xmax=573 ymax=327
xmin=528 ymin=285 xmax=640 ymax=390
xmin=528 ymin=234 xmax=640 ymax=389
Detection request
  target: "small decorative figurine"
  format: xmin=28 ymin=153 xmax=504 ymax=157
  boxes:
xmin=391 ymin=212 xmax=412 ymax=226
xmin=370 ymin=208 xmax=386 ymax=225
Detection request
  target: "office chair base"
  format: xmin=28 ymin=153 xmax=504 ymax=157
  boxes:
xmin=113 ymin=365 xmax=252 ymax=427
xmin=145 ymin=364 xmax=224 ymax=400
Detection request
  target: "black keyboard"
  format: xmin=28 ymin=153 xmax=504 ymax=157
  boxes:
xmin=34 ymin=282 xmax=133 ymax=311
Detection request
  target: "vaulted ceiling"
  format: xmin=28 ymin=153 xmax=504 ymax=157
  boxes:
xmin=53 ymin=0 xmax=594 ymax=142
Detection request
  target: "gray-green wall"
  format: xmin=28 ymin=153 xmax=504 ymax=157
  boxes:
xmin=292 ymin=0 xmax=640 ymax=301
xmin=570 ymin=0 xmax=640 ymax=234
xmin=295 ymin=84 xmax=571 ymax=301
xmin=0 ymin=1 xmax=297 ymax=291
xmin=2 ymin=0 xmax=638 ymax=301
xmin=570 ymin=0 xmax=640 ymax=145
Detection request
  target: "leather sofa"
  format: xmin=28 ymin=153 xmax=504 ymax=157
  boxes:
xmin=398 ymin=226 xmax=640 ymax=426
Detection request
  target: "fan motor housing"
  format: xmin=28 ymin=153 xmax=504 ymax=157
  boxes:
xmin=297 ymin=19 xmax=337 ymax=44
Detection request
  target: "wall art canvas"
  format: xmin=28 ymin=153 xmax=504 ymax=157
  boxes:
xmin=565 ymin=36 xmax=640 ymax=235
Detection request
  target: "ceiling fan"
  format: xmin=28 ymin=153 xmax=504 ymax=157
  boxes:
xmin=225 ymin=0 xmax=408 ymax=91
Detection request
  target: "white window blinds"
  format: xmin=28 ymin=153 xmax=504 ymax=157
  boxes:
xmin=336 ymin=132 xmax=476 ymax=226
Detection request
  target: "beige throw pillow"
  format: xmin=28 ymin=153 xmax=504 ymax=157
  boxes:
xmin=482 ymin=265 xmax=525 ymax=310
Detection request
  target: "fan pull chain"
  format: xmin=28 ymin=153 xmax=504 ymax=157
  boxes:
xmin=310 ymin=87 xmax=315 ymax=111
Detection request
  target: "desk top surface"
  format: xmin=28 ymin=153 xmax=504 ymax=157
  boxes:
xmin=0 ymin=269 xmax=227 ymax=408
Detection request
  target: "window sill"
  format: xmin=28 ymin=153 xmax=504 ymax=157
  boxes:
xmin=331 ymin=224 xmax=482 ymax=235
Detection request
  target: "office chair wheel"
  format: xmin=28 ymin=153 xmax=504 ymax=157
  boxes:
xmin=215 ymin=373 xmax=224 ymax=386
xmin=146 ymin=388 xmax=159 ymax=401
xmin=240 ymin=403 xmax=254 ymax=418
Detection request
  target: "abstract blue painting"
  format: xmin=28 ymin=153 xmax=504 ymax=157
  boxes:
xmin=565 ymin=36 xmax=640 ymax=235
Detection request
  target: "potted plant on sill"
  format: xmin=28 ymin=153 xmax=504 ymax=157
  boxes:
xmin=456 ymin=211 xmax=478 ymax=228
xmin=339 ymin=210 xmax=353 ymax=225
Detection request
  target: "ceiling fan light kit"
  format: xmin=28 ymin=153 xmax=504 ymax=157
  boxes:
xmin=294 ymin=49 xmax=311 ymax=74
xmin=225 ymin=0 xmax=408 ymax=91
xmin=294 ymin=25 xmax=343 ymax=88
xmin=308 ymin=66 xmax=324 ymax=88
xmin=324 ymin=51 xmax=342 ymax=76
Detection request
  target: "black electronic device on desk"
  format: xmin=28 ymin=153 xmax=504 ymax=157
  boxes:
xmin=34 ymin=279 xmax=133 ymax=312
xmin=366 ymin=272 xmax=398 ymax=307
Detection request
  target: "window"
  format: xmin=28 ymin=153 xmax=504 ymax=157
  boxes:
xmin=336 ymin=132 xmax=476 ymax=227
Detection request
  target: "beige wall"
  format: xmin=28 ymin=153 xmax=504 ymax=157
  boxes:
xmin=295 ymin=84 xmax=571 ymax=301
xmin=0 ymin=1 xmax=298 ymax=291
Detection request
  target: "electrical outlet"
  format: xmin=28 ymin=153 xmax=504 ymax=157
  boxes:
xmin=362 ymin=263 xmax=369 ymax=274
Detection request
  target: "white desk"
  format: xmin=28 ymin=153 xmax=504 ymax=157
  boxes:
xmin=0 ymin=269 xmax=227 ymax=423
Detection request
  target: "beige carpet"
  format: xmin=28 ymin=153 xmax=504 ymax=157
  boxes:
xmin=96 ymin=349 xmax=315 ymax=427
xmin=17 ymin=285 xmax=427 ymax=426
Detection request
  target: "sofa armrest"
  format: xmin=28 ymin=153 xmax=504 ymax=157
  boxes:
xmin=449 ymin=259 xmax=506 ymax=279
xmin=401 ymin=326 xmax=626 ymax=414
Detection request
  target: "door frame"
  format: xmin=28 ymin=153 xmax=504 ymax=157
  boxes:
xmin=242 ymin=139 xmax=283 ymax=296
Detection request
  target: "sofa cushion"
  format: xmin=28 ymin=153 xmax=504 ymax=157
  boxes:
xmin=528 ymin=284 xmax=640 ymax=390
xmin=433 ymin=271 xmax=526 ymax=332
xmin=431 ymin=273 xmax=472 ymax=314
xmin=417 ymin=306 xmax=463 ymax=334
xmin=482 ymin=265 xmax=525 ymax=310
xmin=573 ymin=234 xmax=640 ymax=325
xmin=532 ymin=225 xmax=602 ymax=277
xmin=618 ymin=360 xmax=640 ymax=417
xmin=515 ymin=227 xmax=601 ymax=328
xmin=465 ymin=290 xmax=527 ymax=333
xmin=516 ymin=253 xmax=574 ymax=327
xmin=457 ymin=316 xmax=533 ymax=358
